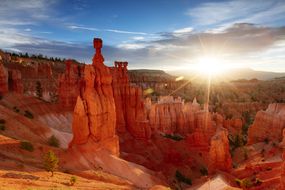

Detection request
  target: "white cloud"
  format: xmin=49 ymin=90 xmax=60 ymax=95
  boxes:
xmin=174 ymin=27 xmax=193 ymax=34
xmin=117 ymin=43 xmax=147 ymax=50
xmin=68 ymin=24 xmax=148 ymax=35
xmin=187 ymin=0 xmax=285 ymax=26
xmin=132 ymin=36 xmax=145 ymax=40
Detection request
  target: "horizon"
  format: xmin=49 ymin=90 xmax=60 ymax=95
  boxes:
xmin=1 ymin=0 xmax=285 ymax=73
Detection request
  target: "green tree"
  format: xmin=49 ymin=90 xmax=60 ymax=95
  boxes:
xmin=47 ymin=135 xmax=60 ymax=147
xmin=36 ymin=81 xmax=43 ymax=98
xmin=43 ymin=150 xmax=59 ymax=177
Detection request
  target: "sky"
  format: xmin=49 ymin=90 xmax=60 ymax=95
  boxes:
xmin=0 ymin=0 xmax=285 ymax=73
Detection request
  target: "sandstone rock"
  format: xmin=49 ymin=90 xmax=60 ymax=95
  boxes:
xmin=58 ymin=60 xmax=83 ymax=109
xmin=110 ymin=61 xmax=151 ymax=139
xmin=208 ymin=127 xmax=232 ymax=173
xmin=281 ymin=152 xmax=285 ymax=190
xmin=69 ymin=38 xmax=119 ymax=155
xmin=223 ymin=117 xmax=243 ymax=135
xmin=0 ymin=63 xmax=8 ymax=95
xmin=8 ymin=69 xmax=23 ymax=94
xmin=247 ymin=103 xmax=285 ymax=144
xmin=148 ymin=96 xmax=204 ymax=135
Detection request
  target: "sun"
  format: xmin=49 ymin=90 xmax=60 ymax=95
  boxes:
xmin=193 ymin=56 xmax=229 ymax=76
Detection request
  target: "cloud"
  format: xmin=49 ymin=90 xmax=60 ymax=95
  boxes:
xmin=187 ymin=0 xmax=285 ymax=26
xmin=0 ymin=0 xmax=57 ymax=26
xmin=68 ymin=24 xmax=148 ymax=35
xmin=173 ymin=27 xmax=193 ymax=34
xmin=1 ymin=23 xmax=285 ymax=71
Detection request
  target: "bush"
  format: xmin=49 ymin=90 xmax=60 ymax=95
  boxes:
xmin=70 ymin=176 xmax=77 ymax=186
xmin=0 ymin=124 xmax=5 ymax=131
xmin=162 ymin=134 xmax=184 ymax=141
xmin=175 ymin=170 xmax=192 ymax=185
xmin=20 ymin=141 xmax=34 ymax=152
xmin=43 ymin=150 xmax=59 ymax=177
xmin=0 ymin=119 xmax=5 ymax=131
xmin=200 ymin=167 xmax=208 ymax=176
xmin=24 ymin=110 xmax=34 ymax=119
xmin=264 ymin=138 xmax=269 ymax=144
xmin=235 ymin=178 xmax=253 ymax=188
xmin=47 ymin=135 xmax=60 ymax=147
xmin=36 ymin=81 xmax=43 ymax=98
xmin=13 ymin=106 xmax=20 ymax=113
xmin=0 ymin=119 xmax=6 ymax=124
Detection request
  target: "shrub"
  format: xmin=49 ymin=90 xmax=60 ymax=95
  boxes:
xmin=70 ymin=176 xmax=77 ymax=186
xmin=13 ymin=106 xmax=20 ymax=113
xmin=264 ymin=138 xmax=269 ymax=144
xmin=0 ymin=119 xmax=6 ymax=124
xmin=36 ymin=81 xmax=43 ymax=98
xmin=200 ymin=167 xmax=208 ymax=176
xmin=0 ymin=119 xmax=5 ymax=131
xmin=0 ymin=124 xmax=5 ymax=131
xmin=175 ymin=170 xmax=192 ymax=185
xmin=43 ymin=150 xmax=59 ymax=177
xmin=47 ymin=135 xmax=60 ymax=147
xmin=162 ymin=134 xmax=184 ymax=141
xmin=24 ymin=110 xmax=34 ymax=119
xmin=20 ymin=141 xmax=34 ymax=152
xmin=235 ymin=178 xmax=253 ymax=188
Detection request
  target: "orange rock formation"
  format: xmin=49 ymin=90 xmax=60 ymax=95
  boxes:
xmin=0 ymin=63 xmax=8 ymax=95
xmin=208 ymin=127 xmax=232 ymax=173
xmin=248 ymin=103 xmax=285 ymax=144
xmin=69 ymin=38 xmax=119 ymax=155
xmin=110 ymin=61 xmax=151 ymax=139
xmin=58 ymin=60 xmax=83 ymax=108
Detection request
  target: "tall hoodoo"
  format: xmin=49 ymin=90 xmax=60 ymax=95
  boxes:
xmin=111 ymin=61 xmax=151 ymax=139
xmin=69 ymin=38 xmax=119 ymax=155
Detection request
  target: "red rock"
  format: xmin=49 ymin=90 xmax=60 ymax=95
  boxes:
xmin=223 ymin=117 xmax=243 ymax=135
xmin=208 ymin=127 xmax=232 ymax=173
xmin=8 ymin=69 xmax=23 ymax=94
xmin=148 ymin=96 xmax=204 ymax=135
xmin=69 ymin=38 xmax=119 ymax=155
xmin=0 ymin=63 xmax=8 ymax=95
xmin=58 ymin=60 xmax=83 ymax=109
xmin=110 ymin=61 xmax=151 ymax=139
xmin=281 ymin=152 xmax=285 ymax=189
xmin=247 ymin=103 xmax=285 ymax=144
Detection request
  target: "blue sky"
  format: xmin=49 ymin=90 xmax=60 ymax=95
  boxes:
xmin=0 ymin=0 xmax=285 ymax=72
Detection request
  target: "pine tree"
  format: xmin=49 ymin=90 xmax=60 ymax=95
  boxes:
xmin=43 ymin=150 xmax=59 ymax=177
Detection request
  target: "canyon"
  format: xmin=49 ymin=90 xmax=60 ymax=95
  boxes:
xmin=0 ymin=39 xmax=284 ymax=189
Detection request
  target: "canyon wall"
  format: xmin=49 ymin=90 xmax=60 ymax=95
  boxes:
xmin=0 ymin=63 xmax=8 ymax=95
xmin=58 ymin=60 xmax=83 ymax=109
xmin=247 ymin=103 xmax=285 ymax=144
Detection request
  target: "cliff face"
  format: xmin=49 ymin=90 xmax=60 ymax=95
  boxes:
xmin=247 ymin=103 xmax=285 ymax=144
xmin=208 ymin=127 xmax=232 ymax=173
xmin=0 ymin=61 xmax=23 ymax=95
xmin=8 ymin=69 xmax=23 ymax=94
xmin=69 ymin=38 xmax=119 ymax=155
xmin=58 ymin=60 xmax=83 ymax=109
xmin=0 ymin=63 xmax=8 ymax=95
xmin=110 ymin=61 xmax=151 ymax=139
xmin=148 ymin=96 xmax=204 ymax=135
